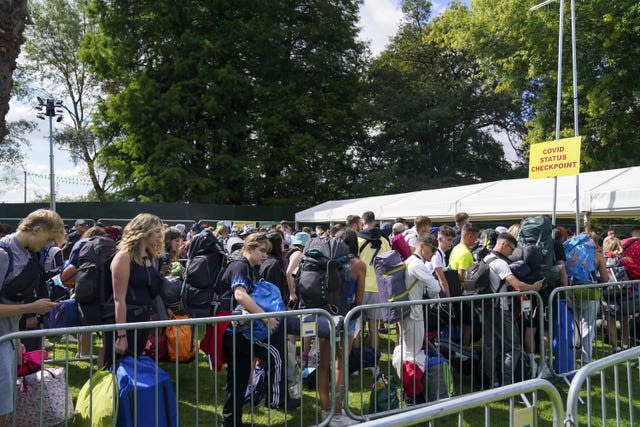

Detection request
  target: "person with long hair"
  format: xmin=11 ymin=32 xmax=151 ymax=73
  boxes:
xmin=219 ymin=233 xmax=298 ymax=427
xmin=104 ymin=213 xmax=164 ymax=367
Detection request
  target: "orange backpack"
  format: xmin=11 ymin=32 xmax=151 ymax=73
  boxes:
xmin=166 ymin=315 xmax=196 ymax=362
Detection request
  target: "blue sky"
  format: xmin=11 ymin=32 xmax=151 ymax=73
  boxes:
xmin=2 ymin=0 xmax=470 ymax=203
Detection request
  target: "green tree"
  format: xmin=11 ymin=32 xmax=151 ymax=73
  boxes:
xmin=354 ymin=0 xmax=517 ymax=196
xmin=84 ymin=0 xmax=366 ymax=206
xmin=0 ymin=0 xmax=29 ymax=142
xmin=432 ymin=0 xmax=640 ymax=171
xmin=21 ymin=0 xmax=112 ymax=201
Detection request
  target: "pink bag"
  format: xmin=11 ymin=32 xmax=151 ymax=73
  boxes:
xmin=17 ymin=350 xmax=49 ymax=377
xmin=15 ymin=367 xmax=73 ymax=426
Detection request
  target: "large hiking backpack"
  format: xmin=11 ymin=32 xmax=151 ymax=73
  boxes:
xmin=296 ymin=237 xmax=351 ymax=310
xmin=516 ymin=215 xmax=556 ymax=288
xmin=463 ymin=255 xmax=505 ymax=295
xmin=73 ymin=236 xmax=118 ymax=324
xmin=563 ymin=234 xmax=596 ymax=283
xmin=180 ymin=230 xmax=225 ymax=318
xmin=373 ymin=250 xmax=417 ymax=322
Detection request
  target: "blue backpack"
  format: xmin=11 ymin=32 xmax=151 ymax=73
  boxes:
xmin=564 ymin=234 xmax=596 ymax=283
xmin=116 ymin=356 xmax=177 ymax=427
xmin=235 ymin=279 xmax=286 ymax=341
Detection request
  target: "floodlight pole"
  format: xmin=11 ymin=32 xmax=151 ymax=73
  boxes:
xmin=36 ymin=96 xmax=63 ymax=211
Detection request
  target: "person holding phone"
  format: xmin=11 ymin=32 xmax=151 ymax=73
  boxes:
xmin=0 ymin=209 xmax=64 ymax=425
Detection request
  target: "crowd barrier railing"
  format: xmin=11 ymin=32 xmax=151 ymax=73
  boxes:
xmin=547 ymin=280 xmax=640 ymax=379
xmin=353 ymin=378 xmax=564 ymax=427
xmin=565 ymin=345 xmax=640 ymax=427
xmin=342 ymin=291 xmax=546 ymax=422
xmin=1 ymin=308 xmax=337 ymax=427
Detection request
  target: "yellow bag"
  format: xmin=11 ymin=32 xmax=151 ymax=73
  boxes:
xmin=166 ymin=315 xmax=196 ymax=362
xmin=73 ymin=370 xmax=117 ymax=427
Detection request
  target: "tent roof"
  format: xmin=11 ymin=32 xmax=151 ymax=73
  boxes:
xmin=295 ymin=167 xmax=640 ymax=223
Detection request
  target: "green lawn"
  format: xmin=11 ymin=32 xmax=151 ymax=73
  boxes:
xmin=40 ymin=327 xmax=640 ymax=427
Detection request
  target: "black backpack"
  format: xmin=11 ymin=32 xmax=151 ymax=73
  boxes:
xmin=463 ymin=254 xmax=506 ymax=295
xmin=180 ymin=230 xmax=225 ymax=318
xmin=295 ymin=236 xmax=351 ymax=311
xmin=73 ymin=236 xmax=118 ymax=324
xmin=0 ymin=241 xmax=45 ymax=302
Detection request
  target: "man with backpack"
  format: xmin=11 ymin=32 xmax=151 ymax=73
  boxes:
xmin=358 ymin=211 xmax=390 ymax=352
xmin=0 ymin=209 xmax=64 ymax=425
xmin=477 ymin=233 xmax=543 ymax=386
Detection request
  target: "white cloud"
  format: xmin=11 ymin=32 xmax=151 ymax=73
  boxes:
xmin=358 ymin=0 xmax=404 ymax=56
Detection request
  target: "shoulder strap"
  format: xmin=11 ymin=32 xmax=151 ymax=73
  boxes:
xmin=0 ymin=242 xmax=14 ymax=283
xmin=358 ymin=239 xmax=371 ymax=255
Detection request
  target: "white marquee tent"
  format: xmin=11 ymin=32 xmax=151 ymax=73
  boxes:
xmin=295 ymin=166 xmax=640 ymax=224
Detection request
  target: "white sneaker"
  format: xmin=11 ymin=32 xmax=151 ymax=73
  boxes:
xmin=42 ymin=338 xmax=54 ymax=349
xmin=60 ymin=334 xmax=78 ymax=343
xmin=330 ymin=410 xmax=356 ymax=427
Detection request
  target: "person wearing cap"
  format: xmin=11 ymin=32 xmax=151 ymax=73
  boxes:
xmin=62 ymin=219 xmax=91 ymax=259
xmin=213 ymin=221 xmax=229 ymax=243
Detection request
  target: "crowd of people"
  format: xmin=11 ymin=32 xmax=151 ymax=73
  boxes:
xmin=1 ymin=209 xmax=640 ymax=426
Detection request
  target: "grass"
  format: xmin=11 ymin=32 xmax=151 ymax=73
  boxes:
xmin=38 ymin=325 xmax=640 ymax=427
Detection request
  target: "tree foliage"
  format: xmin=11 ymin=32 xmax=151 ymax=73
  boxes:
xmin=432 ymin=0 xmax=640 ymax=171
xmin=83 ymin=0 xmax=367 ymax=206
xmin=0 ymin=0 xmax=29 ymax=143
xmin=22 ymin=0 xmax=113 ymax=201
xmin=352 ymin=0 xmax=518 ymax=196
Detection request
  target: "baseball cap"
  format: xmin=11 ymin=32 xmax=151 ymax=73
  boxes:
xmin=292 ymin=232 xmax=311 ymax=247
xmin=74 ymin=219 xmax=88 ymax=227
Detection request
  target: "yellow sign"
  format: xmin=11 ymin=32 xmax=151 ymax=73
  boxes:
xmin=528 ymin=136 xmax=581 ymax=179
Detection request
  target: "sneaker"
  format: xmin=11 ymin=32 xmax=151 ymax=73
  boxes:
xmin=330 ymin=410 xmax=356 ymax=427
xmin=42 ymin=338 xmax=54 ymax=349
xmin=60 ymin=334 xmax=78 ymax=343
xmin=538 ymin=365 xmax=552 ymax=379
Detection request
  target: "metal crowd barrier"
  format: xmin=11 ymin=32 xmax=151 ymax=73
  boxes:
xmin=342 ymin=291 xmax=546 ymax=421
xmin=2 ymin=308 xmax=337 ymax=427
xmin=548 ymin=280 xmax=640 ymax=379
xmin=354 ymin=378 xmax=564 ymax=427
xmin=565 ymin=345 xmax=640 ymax=427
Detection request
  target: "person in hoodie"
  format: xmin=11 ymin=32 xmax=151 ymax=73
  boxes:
xmin=357 ymin=211 xmax=390 ymax=352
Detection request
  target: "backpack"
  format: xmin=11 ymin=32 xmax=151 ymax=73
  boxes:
xmin=74 ymin=236 xmax=117 ymax=304
xmin=0 ymin=241 xmax=15 ymax=284
xmin=180 ymin=230 xmax=225 ymax=318
xmin=1 ymin=242 xmax=45 ymax=302
xmin=563 ymin=234 xmax=596 ymax=283
xmin=463 ymin=254 xmax=505 ymax=295
xmin=295 ymin=237 xmax=351 ymax=310
xmin=373 ymin=250 xmax=418 ymax=322
xmin=115 ymin=356 xmax=177 ymax=427
xmin=517 ymin=216 xmax=555 ymax=282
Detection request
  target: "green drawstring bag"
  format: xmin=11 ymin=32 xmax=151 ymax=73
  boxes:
xmin=74 ymin=370 xmax=118 ymax=427
xmin=368 ymin=373 xmax=399 ymax=414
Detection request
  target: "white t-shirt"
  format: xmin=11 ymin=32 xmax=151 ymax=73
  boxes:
xmin=485 ymin=253 xmax=512 ymax=310
xmin=405 ymin=254 xmax=441 ymax=320
xmin=403 ymin=228 xmax=419 ymax=249
xmin=430 ymin=248 xmax=447 ymax=271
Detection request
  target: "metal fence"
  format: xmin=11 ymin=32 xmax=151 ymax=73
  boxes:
xmin=354 ymin=378 xmax=565 ymax=427
xmin=565 ymin=345 xmax=640 ymax=427
xmin=3 ymin=308 xmax=337 ymax=427
xmin=342 ymin=291 xmax=546 ymax=422
xmin=547 ymin=280 xmax=640 ymax=379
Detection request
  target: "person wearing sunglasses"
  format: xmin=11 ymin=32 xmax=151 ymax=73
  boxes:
xmin=481 ymin=232 xmax=543 ymax=387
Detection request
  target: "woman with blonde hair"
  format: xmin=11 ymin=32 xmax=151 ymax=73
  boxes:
xmin=105 ymin=213 xmax=164 ymax=367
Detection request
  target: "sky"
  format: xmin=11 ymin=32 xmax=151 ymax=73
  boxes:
xmin=1 ymin=0 xmax=477 ymax=204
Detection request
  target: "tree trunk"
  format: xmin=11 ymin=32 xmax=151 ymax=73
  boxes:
xmin=0 ymin=0 xmax=29 ymax=141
